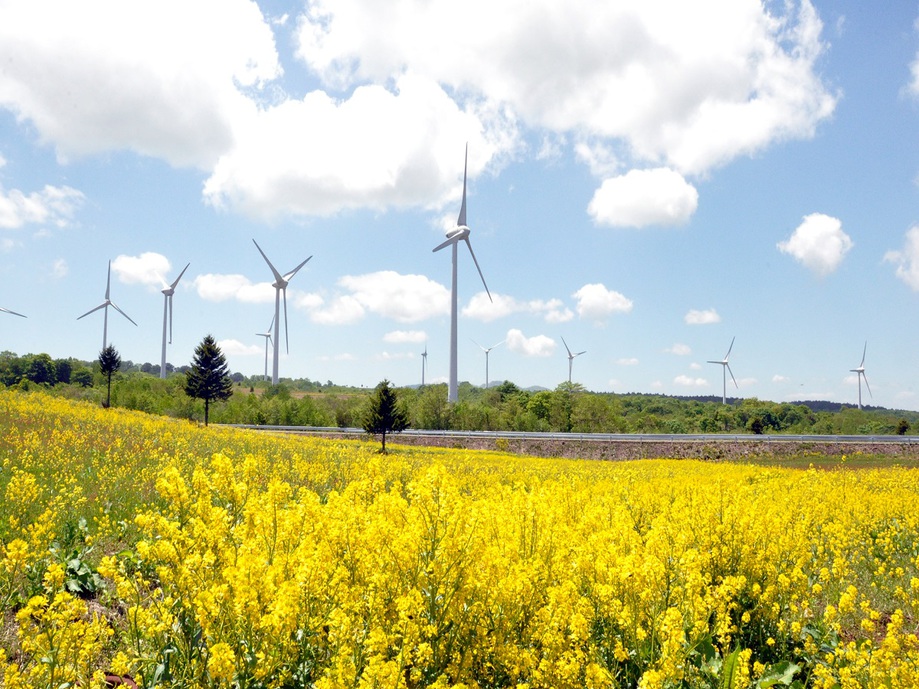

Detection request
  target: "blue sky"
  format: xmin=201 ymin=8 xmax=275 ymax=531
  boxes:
xmin=3 ymin=0 xmax=919 ymax=409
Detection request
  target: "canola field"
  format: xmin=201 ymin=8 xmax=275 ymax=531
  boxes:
xmin=2 ymin=390 xmax=919 ymax=688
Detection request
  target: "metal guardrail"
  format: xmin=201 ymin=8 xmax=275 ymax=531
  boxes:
xmin=223 ymin=425 xmax=919 ymax=445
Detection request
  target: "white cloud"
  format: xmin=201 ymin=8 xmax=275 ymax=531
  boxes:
xmin=587 ymin=168 xmax=698 ymax=228
xmin=505 ymin=328 xmax=555 ymax=357
xmin=674 ymin=375 xmax=708 ymax=388
xmin=51 ymin=258 xmax=67 ymax=278
xmin=463 ymin=292 xmax=573 ymax=323
xmin=772 ymin=374 xmax=790 ymax=383
xmin=666 ymin=343 xmax=692 ymax=356
xmin=0 ymin=0 xmax=279 ymax=168
xmin=309 ymin=295 xmax=366 ymax=325
xmin=112 ymin=252 xmax=172 ymax=289
xmin=335 ymin=271 xmax=449 ymax=323
xmin=616 ymin=357 xmax=639 ymax=366
xmin=573 ymin=283 xmax=633 ymax=321
xmin=684 ymin=308 xmax=720 ymax=325
xmin=689 ymin=362 xmax=702 ymax=370
xmin=218 ymin=339 xmax=263 ymax=356
xmin=0 ymin=182 xmax=84 ymax=230
xmin=777 ymin=213 xmax=853 ymax=276
xmin=193 ymin=274 xmax=275 ymax=303
xmin=884 ymin=226 xmax=919 ymax=291
xmin=383 ymin=330 xmax=427 ymax=344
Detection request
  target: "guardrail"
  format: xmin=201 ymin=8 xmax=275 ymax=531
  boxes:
xmin=222 ymin=425 xmax=919 ymax=445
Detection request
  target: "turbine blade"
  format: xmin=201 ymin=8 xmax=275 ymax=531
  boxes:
xmin=725 ymin=336 xmax=735 ymax=359
xmin=283 ymin=287 xmax=290 ymax=354
xmin=432 ymin=236 xmax=458 ymax=253
xmin=491 ymin=340 xmax=505 ymax=349
xmin=860 ymin=341 xmax=867 ymax=367
xmin=0 ymin=307 xmax=26 ymax=318
xmin=458 ymin=143 xmax=468 ymax=227
xmin=170 ymin=262 xmax=190 ymax=290
xmin=283 ymin=256 xmax=312 ymax=281
xmin=77 ymin=302 xmax=107 ymax=320
xmin=252 ymin=239 xmax=284 ymax=283
xmin=727 ymin=363 xmax=738 ymax=389
xmin=863 ymin=372 xmax=873 ymax=398
xmin=576 ymin=350 xmax=587 ymax=356
xmin=561 ymin=336 xmax=573 ymax=357
xmin=464 ymin=237 xmax=491 ymax=302
xmin=110 ymin=302 xmax=138 ymax=327
xmin=105 ymin=260 xmax=112 ymax=299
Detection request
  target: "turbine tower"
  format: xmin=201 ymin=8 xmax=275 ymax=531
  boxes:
xmin=850 ymin=341 xmax=872 ymax=411
xmin=707 ymin=336 xmax=738 ymax=405
xmin=561 ymin=336 xmax=586 ymax=384
xmin=473 ymin=339 xmax=504 ymax=388
xmin=256 ymin=316 xmax=274 ymax=381
xmin=433 ymin=144 xmax=492 ymax=403
xmin=159 ymin=262 xmax=189 ymax=379
xmin=421 ymin=342 xmax=428 ymax=387
xmin=77 ymin=260 xmax=137 ymax=350
xmin=252 ymin=239 xmax=312 ymax=385
xmin=0 ymin=306 xmax=26 ymax=318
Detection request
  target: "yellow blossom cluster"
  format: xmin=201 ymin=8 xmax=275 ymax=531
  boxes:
xmin=2 ymin=389 xmax=919 ymax=687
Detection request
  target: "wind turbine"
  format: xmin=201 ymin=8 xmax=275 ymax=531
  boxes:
xmin=561 ymin=336 xmax=586 ymax=384
xmin=707 ymin=336 xmax=738 ymax=405
xmin=421 ymin=342 xmax=428 ymax=387
xmin=850 ymin=341 xmax=872 ymax=410
xmin=473 ymin=339 xmax=504 ymax=388
xmin=256 ymin=316 xmax=274 ymax=381
xmin=77 ymin=260 xmax=137 ymax=350
xmin=159 ymin=262 xmax=189 ymax=379
xmin=252 ymin=239 xmax=312 ymax=385
xmin=0 ymin=306 xmax=26 ymax=318
xmin=433 ymin=144 xmax=492 ymax=403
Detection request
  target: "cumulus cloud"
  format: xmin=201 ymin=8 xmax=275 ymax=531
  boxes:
xmin=112 ymin=252 xmax=173 ymax=289
xmin=616 ymin=357 xmax=639 ymax=366
xmin=684 ymin=308 xmax=720 ymax=325
xmin=0 ymin=180 xmax=84 ymax=230
xmin=587 ymin=168 xmax=698 ymax=228
xmin=192 ymin=274 xmax=275 ymax=303
xmin=573 ymin=283 xmax=633 ymax=321
xmin=336 ymin=271 xmax=449 ymax=323
xmin=309 ymin=295 xmax=366 ymax=325
xmin=674 ymin=375 xmax=708 ymax=388
xmin=51 ymin=258 xmax=68 ymax=278
xmin=773 ymin=374 xmax=790 ymax=383
xmin=884 ymin=226 xmax=919 ymax=291
xmin=218 ymin=339 xmax=263 ymax=356
xmin=505 ymin=328 xmax=555 ymax=357
xmin=777 ymin=213 xmax=853 ymax=276
xmin=383 ymin=330 xmax=427 ymax=343
xmin=463 ymin=292 xmax=573 ymax=323
xmin=666 ymin=343 xmax=692 ymax=356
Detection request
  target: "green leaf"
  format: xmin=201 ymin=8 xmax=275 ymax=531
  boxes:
xmin=757 ymin=660 xmax=801 ymax=687
xmin=721 ymin=647 xmax=741 ymax=689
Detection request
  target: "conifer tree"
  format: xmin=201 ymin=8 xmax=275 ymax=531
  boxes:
xmin=362 ymin=379 xmax=409 ymax=453
xmin=98 ymin=344 xmax=121 ymax=408
xmin=184 ymin=335 xmax=233 ymax=425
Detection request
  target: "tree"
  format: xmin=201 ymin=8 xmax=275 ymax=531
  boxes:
xmin=99 ymin=345 xmax=121 ymax=408
xmin=362 ymin=379 xmax=409 ymax=453
xmin=184 ymin=335 xmax=233 ymax=425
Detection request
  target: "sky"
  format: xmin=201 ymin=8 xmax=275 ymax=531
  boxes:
xmin=2 ymin=0 xmax=919 ymax=409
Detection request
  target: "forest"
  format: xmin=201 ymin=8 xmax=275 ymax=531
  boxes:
xmin=2 ymin=349 xmax=917 ymax=435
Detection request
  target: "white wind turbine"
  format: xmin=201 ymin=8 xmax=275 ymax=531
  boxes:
xmin=561 ymin=336 xmax=586 ymax=384
xmin=473 ymin=339 xmax=504 ymax=388
xmin=421 ymin=342 xmax=428 ymax=387
xmin=77 ymin=260 xmax=137 ymax=350
xmin=433 ymin=144 xmax=492 ymax=403
xmin=0 ymin=306 xmax=26 ymax=318
xmin=850 ymin=341 xmax=872 ymax=411
xmin=256 ymin=316 xmax=274 ymax=382
xmin=159 ymin=262 xmax=189 ymax=379
xmin=252 ymin=239 xmax=312 ymax=385
xmin=707 ymin=336 xmax=738 ymax=405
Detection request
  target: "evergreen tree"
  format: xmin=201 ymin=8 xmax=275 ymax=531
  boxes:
xmin=362 ymin=379 xmax=409 ymax=453
xmin=184 ymin=335 xmax=233 ymax=425
xmin=98 ymin=344 xmax=121 ymax=408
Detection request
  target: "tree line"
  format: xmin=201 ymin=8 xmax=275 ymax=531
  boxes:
xmin=2 ymin=349 xmax=917 ymax=435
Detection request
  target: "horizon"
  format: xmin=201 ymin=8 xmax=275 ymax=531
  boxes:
xmin=3 ymin=2 xmax=919 ymax=410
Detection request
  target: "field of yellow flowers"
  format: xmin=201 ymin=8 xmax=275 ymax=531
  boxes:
xmin=2 ymin=389 xmax=919 ymax=688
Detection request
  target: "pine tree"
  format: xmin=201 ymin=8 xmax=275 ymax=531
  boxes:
xmin=98 ymin=344 xmax=121 ymax=408
xmin=184 ymin=335 xmax=233 ymax=425
xmin=362 ymin=379 xmax=409 ymax=453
